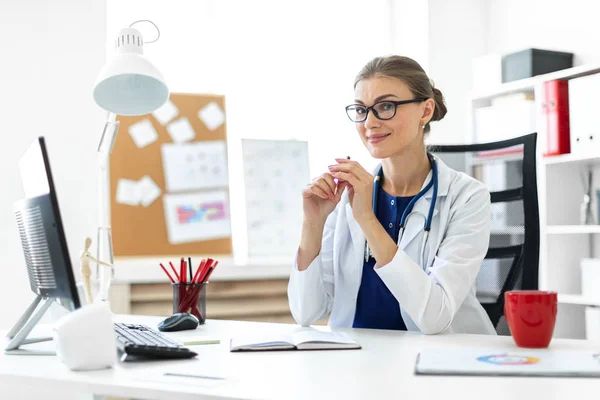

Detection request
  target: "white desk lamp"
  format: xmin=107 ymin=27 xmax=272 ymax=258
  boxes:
xmin=90 ymin=21 xmax=168 ymax=303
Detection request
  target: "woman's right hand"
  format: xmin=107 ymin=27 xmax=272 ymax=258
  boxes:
xmin=302 ymin=173 xmax=348 ymax=225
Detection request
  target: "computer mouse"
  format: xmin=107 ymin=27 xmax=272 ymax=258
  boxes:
xmin=157 ymin=313 xmax=199 ymax=332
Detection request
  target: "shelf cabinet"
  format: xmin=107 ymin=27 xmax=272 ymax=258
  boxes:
xmin=468 ymin=63 xmax=600 ymax=339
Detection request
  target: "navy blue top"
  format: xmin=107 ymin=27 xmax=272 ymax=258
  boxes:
xmin=352 ymin=186 xmax=414 ymax=331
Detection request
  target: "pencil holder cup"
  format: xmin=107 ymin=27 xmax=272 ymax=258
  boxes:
xmin=172 ymin=283 xmax=207 ymax=324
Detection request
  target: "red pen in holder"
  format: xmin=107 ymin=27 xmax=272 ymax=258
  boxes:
xmin=172 ymin=282 xmax=207 ymax=324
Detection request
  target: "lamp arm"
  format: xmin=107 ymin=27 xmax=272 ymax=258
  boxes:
xmin=95 ymin=111 xmax=119 ymax=303
xmin=98 ymin=112 xmax=119 ymax=154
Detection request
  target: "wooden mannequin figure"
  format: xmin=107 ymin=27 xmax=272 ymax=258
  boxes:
xmin=80 ymin=237 xmax=113 ymax=305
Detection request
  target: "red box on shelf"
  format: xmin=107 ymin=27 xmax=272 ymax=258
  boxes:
xmin=542 ymin=79 xmax=570 ymax=156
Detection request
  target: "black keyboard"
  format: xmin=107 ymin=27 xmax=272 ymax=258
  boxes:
xmin=114 ymin=323 xmax=197 ymax=362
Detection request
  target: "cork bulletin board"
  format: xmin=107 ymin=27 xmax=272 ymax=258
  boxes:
xmin=110 ymin=93 xmax=233 ymax=257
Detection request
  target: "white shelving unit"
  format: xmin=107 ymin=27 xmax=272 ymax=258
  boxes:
xmin=547 ymin=225 xmax=600 ymax=235
xmin=468 ymin=63 xmax=600 ymax=340
xmin=558 ymin=294 xmax=600 ymax=307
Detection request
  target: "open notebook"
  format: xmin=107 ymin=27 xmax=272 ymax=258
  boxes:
xmin=230 ymin=330 xmax=361 ymax=352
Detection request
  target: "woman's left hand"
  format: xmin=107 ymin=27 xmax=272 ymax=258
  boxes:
xmin=328 ymin=158 xmax=375 ymax=224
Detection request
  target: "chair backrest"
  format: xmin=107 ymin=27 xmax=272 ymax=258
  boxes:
xmin=431 ymin=133 xmax=539 ymax=335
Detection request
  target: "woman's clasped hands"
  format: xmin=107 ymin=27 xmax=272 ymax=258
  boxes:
xmin=302 ymin=158 xmax=375 ymax=226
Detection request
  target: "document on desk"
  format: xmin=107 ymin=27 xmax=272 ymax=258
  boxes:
xmin=136 ymin=371 xmax=230 ymax=389
xmin=230 ymin=330 xmax=360 ymax=352
xmin=415 ymin=348 xmax=600 ymax=377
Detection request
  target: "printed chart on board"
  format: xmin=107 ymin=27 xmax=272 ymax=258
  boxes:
xmin=242 ymin=139 xmax=310 ymax=257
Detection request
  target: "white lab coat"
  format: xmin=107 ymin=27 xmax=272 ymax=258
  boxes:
xmin=288 ymin=157 xmax=496 ymax=335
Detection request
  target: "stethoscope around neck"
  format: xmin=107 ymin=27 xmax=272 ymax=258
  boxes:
xmin=364 ymin=153 xmax=438 ymax=267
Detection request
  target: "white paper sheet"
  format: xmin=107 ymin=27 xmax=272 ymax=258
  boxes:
xmin=242 ymin=139 xmax=309 ymax=257
xmin=136 ymin=370 xmax=230 ymax=389
xmin=152 ymin=98 xmax=179 ymax=125
xmin=163 ymin=191 xmax=231 ymax=244
xmin=167 ymin=117 xmax=196 ymax=143
xmin=415 ymin=348 xmax=600 ymax=377
xmin=198 ymin=102 xmax=225 ymax=131
xmin=116 ymin=179 xmax=141 ymax=206
xmin=137 ymin=175 xmax=162 ymax=207
xmin=161 ymin=141 xmax=229 ymax=192
xmin=128 ymin=119 xmax=158 ymax=148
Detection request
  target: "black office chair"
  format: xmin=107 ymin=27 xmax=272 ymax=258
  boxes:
xmin=431 ymin=133 xmax=539 ymax=335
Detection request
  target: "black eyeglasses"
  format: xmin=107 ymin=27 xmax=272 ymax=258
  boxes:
xmin=345 ymin=98 xmax=428 ymax=123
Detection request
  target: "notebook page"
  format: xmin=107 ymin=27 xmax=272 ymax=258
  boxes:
xmin=291 ymin=331 xmax=358 ymax=347
xmin=230 ymin=333 xmax=294 ymax=351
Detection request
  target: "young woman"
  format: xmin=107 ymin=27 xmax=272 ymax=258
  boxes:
xmin=288 ymin=56 xmax=495 ymax=335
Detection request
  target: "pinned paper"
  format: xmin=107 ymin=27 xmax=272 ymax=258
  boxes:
xmin=167 ymin=117 xmax=196 ymax=143
xmin=152 ymin=98 xmax=179 ymax=125
xmin=242 ymin=139 xmax=309 ymax=257
xmin=137 ymin=175 xmax=162 ymax=207
xmin=128 ymin=119 xmax=158 ymax=148
xmin=198 ymin=102 xmax=225 ymax=131
xmin=163 ymin=191 xmax=231 ymax=244
xmin=116 ymin=179 xmax=141 ymax=206
xmin=161 ymin=141 xmax=228 ymax=192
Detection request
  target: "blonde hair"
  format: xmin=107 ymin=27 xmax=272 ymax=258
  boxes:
xmin=354 ymin=55 xmax=447 ymax=134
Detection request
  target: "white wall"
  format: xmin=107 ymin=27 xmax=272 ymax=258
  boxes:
xmin=427 ymin=0 xmax=598 ymax=145
xmin=487 ymin=0 xmax=599 ymax=66
xmin=107 ymin=0 xmax=428 ymax=262
xmin=0 ymin=0 xmax=106 ymax=328
xmin=426 ymin=0 xmax=488 ymax=145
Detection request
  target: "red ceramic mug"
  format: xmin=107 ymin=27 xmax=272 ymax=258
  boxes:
xmin=504 ymin=290 xmax=558 ymax=348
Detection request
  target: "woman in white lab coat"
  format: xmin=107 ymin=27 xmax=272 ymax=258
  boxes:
xmin=288 ymin=55 xmax=496 ymax=335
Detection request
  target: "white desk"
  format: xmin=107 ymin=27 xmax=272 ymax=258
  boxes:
xmin=2 ymin=315 xmax=600 ymax=400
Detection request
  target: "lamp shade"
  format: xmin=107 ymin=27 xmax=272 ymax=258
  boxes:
xmin=93 ymin=28 xmax=169 ymax=116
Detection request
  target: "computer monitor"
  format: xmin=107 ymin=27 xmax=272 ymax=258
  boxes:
xmin=5 ymin=137 xmax=81 ymax=355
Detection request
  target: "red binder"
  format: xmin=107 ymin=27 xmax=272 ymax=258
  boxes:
xmin=542 ymin=79 xmax=570 ymax=156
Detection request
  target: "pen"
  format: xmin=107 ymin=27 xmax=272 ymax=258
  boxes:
xmin=169 ymin=261 xmax=180 ymax=282
xmin=192 ymin=260 xmax=206 ymax=283
xmin=188 ymin=257 xmax=193 ymax=283
xmin=159 ymin=263 xmax=175 ymax=283
xmin=334 ymin=156 xmax=351 ymax=188
xmin=197 ymin=258 xmax=213 ymax=283
xmin=203 ymin=261 xmax=218 ymax=283
xmin=180 ymin=257 xmax=186 ymax=284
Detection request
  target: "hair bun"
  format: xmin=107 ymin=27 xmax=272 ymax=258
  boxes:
xmin=432 ymin=87 xmax=447 ymax=121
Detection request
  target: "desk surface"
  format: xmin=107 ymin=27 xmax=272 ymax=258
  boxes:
xmin=2 ymin=315 xmax=600 ymax=400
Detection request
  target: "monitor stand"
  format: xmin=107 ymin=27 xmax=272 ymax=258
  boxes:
xmin=5 ymin=295 xmax=56 ymax=355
